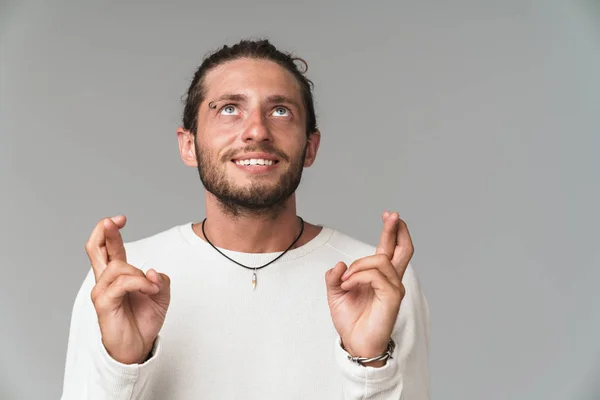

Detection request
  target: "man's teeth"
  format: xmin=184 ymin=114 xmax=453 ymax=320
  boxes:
xmin=235 ymin=159 xmax=275 ymax=166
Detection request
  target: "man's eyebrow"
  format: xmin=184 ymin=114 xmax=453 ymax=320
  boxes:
xmin=211 ymin=93 xmax=248 ymax=103
xmin=265 ymin=95 xmax=301 ymax=108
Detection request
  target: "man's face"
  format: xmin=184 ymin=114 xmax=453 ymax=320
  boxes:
xmin=191 ymin=58 xmax=318 ymax=215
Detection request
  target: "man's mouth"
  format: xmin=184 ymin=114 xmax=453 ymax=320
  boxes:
xmin=233 ymin=158 xmax=279 ymax=166
xmin=231 ymin=152 xmax=281 ymax=167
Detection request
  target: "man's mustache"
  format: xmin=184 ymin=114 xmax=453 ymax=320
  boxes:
xmin=223 ymin=145 xmax=290 ymax=163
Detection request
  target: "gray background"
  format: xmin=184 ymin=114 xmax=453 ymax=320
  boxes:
xmin=1 ymin=0 xmax=599 ymax=399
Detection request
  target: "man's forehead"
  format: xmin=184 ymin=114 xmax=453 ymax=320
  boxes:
xmin=203 ymin=58 xmax=302 ymax=101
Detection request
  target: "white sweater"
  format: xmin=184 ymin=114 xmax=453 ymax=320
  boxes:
xmin=61 ymin=222 xmax=430 ymax=399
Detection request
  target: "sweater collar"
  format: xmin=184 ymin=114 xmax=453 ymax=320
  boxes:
xmin=179 ymin=221 xmax=334 ymax=267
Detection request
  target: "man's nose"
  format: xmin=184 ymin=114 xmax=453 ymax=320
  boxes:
xmin=241 ymin=111 xmax=272 ymax=143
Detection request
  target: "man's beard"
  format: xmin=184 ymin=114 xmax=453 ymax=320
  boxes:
xmin=195 ymin=140 xmax=307 ymax=218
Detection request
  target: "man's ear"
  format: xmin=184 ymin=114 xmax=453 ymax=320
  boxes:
xmin=176 ymin=127 xmax=198 ymax=167
xmin=304 ymin=130 xmax=321 ymax=168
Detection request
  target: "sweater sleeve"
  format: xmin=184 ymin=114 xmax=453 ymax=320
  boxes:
xmin=334 ymin=263 xmax=431 ymax=399
xmin=60 ymin=268 xmax=162 ymax=400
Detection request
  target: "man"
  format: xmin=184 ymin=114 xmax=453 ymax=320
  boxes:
xmin=61 ymin=39 xmax=430 ymax=399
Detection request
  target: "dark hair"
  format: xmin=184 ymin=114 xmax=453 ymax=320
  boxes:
xmin=182 ymin=39 xmax=317 ymax=137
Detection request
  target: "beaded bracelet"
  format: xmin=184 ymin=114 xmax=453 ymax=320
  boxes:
xmin=343 ymin=338 xmax=396 ymax=366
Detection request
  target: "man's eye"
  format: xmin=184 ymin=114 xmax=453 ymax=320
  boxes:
xmin=272 ymin=107 xmax=289 ymax=117
xmin=220 ymin=105 xmax=238 ymax=115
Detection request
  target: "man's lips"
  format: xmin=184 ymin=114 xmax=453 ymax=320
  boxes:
xmin=231 ymin=159 xmax=279 ymax=174
xmin=230 ymin=152 xmax=280 ymax=163
xmin=230 ymin=152 xmax=281 ymax=173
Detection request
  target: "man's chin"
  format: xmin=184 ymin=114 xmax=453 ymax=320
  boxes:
xmin=230 ymin=169 xmax=281 ymax=183
xmin=227 ymin=177 xmax=281 ymax=192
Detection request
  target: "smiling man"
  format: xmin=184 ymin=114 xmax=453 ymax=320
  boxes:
xmin=61 ymin=39 xmax=430 ymax=399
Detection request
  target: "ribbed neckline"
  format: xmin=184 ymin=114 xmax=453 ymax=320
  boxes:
xmin=178 ymin=221 xmax=334 ymax=267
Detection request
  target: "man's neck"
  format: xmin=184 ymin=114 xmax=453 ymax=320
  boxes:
xmin=192 ymin=193 xmax=320 ymax=253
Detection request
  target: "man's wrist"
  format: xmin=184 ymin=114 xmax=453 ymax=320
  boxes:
xmin=141 ymin=338 xmax=158 ymax=364
xmin=340 ymin=338 xmax=395 ymax=368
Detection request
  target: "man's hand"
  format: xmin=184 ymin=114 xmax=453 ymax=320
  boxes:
xmin=85 ymin=215 xmax=171 ymax=365
xmin=325 ymin=211 xmax=414 ymax=367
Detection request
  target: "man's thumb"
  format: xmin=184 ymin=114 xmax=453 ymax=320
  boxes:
xmin=325 ymin=261 xmax=347 ymax=290
xmin=146 ymin=270 xmax=171 ymax=306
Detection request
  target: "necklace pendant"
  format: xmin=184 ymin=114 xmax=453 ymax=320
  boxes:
xmin=202 ymin=217 xmax=304 ymax=293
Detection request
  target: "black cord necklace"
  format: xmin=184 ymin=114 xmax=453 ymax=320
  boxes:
xmin=201 ymin=216 xmax=305 ymax=290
